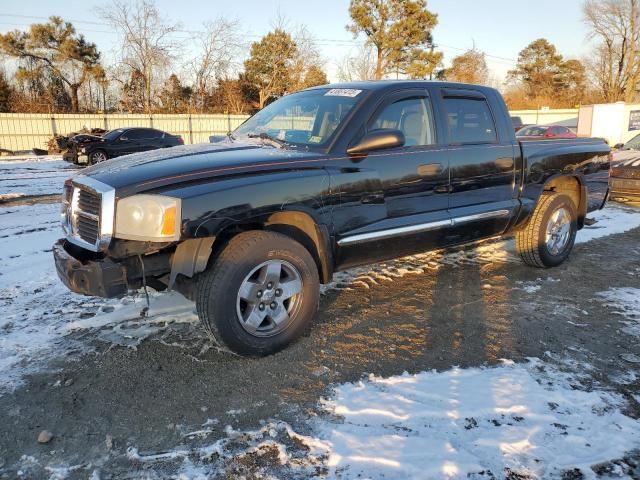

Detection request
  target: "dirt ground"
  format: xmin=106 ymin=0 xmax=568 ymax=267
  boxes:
xmin=1 ymin=160 xmax=640 ymax=479
xmin=1 ymin=225 xmax=640 ymax=478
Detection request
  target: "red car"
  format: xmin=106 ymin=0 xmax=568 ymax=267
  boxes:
xmin=516 ymin=125 xmax=577 ymax=139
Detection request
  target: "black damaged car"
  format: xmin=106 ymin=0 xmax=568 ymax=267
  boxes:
xmin=67 ymin=127 xmax=183 ymax=165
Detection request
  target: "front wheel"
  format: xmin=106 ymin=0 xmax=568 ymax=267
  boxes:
xmin=195 ymin=231 xmax=319 ymax=356
xmin=516 ymin=192 xmax=578 ymax=268
xmin=89 ymin=150 xmax=108 ymax=164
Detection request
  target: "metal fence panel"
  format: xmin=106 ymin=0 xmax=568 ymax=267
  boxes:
xmin=0 ymin=113 xmax=251 ymax=152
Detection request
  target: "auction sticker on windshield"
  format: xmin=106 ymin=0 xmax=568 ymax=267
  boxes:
xmin=325 ymin=88 xmax=362 ymax=97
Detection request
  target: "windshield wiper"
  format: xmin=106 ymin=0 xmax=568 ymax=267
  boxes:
xmin=247 ymin=133 xmax=288 ymax=149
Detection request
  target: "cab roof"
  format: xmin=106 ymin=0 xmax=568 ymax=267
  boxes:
xmin=306 ymin=80 xmax=497 ymax=94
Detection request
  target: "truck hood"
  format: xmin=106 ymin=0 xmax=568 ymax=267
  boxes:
xmin=79 ymin=142 xmax=325 ymax=195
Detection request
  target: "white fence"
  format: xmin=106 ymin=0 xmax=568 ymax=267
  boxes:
xmin=0 ymin=109 xmax=583 ymax=153
xmin=0 ymin=113 xmax=251 ymax=152
xmin=509 ymin=109 xmax=579 ymax=128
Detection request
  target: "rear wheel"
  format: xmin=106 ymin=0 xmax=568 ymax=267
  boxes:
xmin=195 ymin=231 xmax=319 ymax=356
xmin=516 ymin=192 xmax=578 ymax=268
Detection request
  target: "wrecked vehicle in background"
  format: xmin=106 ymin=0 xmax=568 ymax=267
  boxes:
xmin=49 ymin=127 xmax=107 ymax=155
xmin=54 ymin=81 xmax=610 ymax=357
xmin=63 ymin=127 xmax=184 ymax=165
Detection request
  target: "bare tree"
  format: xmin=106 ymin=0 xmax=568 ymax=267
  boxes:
xmin=101 ymin=0 xmax=180 ymax=113
xmin=188 ymin=17 xmax=243 ymax=112
xmin=583 ymin=0 xmax=640 ymax=102
xmin=336 ymin=44 xmax=377 ymax=81
xmin=288 ymin=26 xmax=328 ymax=91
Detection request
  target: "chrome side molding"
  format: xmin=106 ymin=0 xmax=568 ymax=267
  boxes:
xmin=337 ymin=209 xmax=511 ymax=246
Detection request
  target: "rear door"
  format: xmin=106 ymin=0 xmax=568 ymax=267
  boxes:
xmin=131 ymin=128 xmax=164 ymax=153
xmin=437 ymin=88 xmax=518 ymax=243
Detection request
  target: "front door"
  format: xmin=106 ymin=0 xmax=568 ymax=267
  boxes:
xmin=332 ymin=89 xmax=451 ymax=269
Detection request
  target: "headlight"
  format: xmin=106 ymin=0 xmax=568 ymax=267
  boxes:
xmin=115 ymin=195 xmax=181 ymax=241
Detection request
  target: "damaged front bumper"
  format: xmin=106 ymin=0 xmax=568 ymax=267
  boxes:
xmin=53 ymin=239 xmax=129 ymax=297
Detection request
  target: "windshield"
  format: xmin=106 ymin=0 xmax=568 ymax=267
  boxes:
xmin=233 ymin=88 xmax=365 ymax=148
xmin=624 ymin=133 xmax=640 ymax=150
xmin=516 ymin=126 xmax=547 ymax=136
xmin=102 ymin=129 xmax=125 ymax=141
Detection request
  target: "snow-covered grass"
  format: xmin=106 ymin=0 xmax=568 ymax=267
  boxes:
xmin=118 ymin=359 xmax=640 ymax=479
xmin=597 ymin=287 xmax=640 ymax=337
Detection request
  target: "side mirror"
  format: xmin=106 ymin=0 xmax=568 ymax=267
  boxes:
xmin=347 ymin=129 xmax=405 ymax=156
xmin=614 ymin=143 xmax=625 ymax=150
xmin=120 ymin=136 xmax=128 ymax=141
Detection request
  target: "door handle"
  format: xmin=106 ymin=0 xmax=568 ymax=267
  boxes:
xmin=417 ymin=163 xmax=443 ymax=177
xmin=495 ymin=157 xmax=515 ymax=170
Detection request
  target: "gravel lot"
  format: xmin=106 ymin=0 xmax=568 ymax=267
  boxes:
xmin=1 ymin=158 xmax=640 ymax=479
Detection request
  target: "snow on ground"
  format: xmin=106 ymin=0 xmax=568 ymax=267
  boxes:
xmin=2 ymin=159 xmax=640 ymax=477
xmin=119 ymin=359 xmax=640 ymax=479
xmin=0 ymin=158 xmax=76 ymax=199
xmin=597 ymin=288 xmax=640 ymax=337
xmin=577 ymin=203 xmax=640 ymax=243
xmin=0 ymin=202 xmax=203 ymax=393
xmin=0 ymin=154 xmax=61 ymax=163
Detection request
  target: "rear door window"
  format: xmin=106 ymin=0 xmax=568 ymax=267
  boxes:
xmin=443 ymin=97 xmax=497 ymax=144
xmin=125 ymin=129 xmax=146 ymax=140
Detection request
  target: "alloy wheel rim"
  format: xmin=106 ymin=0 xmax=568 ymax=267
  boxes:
xmin=545 ymin=206 xmax=572 ymax=255
xmin=236 ymin=259 xmax=303 ymax=337
xmin=93 ymin=152 xmax=107 ymax=162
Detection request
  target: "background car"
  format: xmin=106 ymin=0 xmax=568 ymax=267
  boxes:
xmin=610 ymin=133 xmax=640 ymax=202
xmin=71 ymin=127 xmax=184 ymax=165
xmin=516 ymin=125 xmax=577 ymax=139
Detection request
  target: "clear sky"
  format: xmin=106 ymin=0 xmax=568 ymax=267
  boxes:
xmin=0 ymin=0 xmax=592 ymax=84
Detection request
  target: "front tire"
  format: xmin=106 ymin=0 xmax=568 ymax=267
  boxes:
xmin=89 ymin=150 xmax=108 ymax=164
xmin=195 ymin=231 xmax=319 ymax=356
xmin=516 ymin=192 xmax=578 ymax=268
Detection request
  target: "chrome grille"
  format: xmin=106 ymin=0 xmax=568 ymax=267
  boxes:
xmin=78 ymin=189 xmax=101 ymax=215
xmin=61 ymin=176 xmax=115 ymax=252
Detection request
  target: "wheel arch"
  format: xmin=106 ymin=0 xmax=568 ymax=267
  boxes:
xmin=542 ymin=174 xmax=587 ymax=228
xmin=170 ymin=210 xmax=334 ymax=288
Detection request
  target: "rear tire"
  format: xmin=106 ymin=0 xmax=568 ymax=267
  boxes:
xmin=516 ymin=192 xmax=578 ymax=268
xmin=195 ymin=231 xmax=319 ymax=356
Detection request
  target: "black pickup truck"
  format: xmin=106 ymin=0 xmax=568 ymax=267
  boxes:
xmin=54 ymin=81 xmax=610 ymax=356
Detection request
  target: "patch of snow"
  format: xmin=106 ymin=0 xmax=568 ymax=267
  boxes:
xmin=597 ymin=287 xmax=640 ymax=337
xmin=0 ymin=159 xmax=77 ymax=198
xmin=515 ymin=280 xmax=542 ymax=293
xmin=122 ymin=359 xmax=640 ymax=479
xmin=315 ymin=358 xmax=640 ymax=479
xmin=0 ymin=154 xmax=61 ymax=164
xmin=577 ymin=203 xmax=640 ymax=243
xmin=0 ymin=202 xmax=202 ymax=393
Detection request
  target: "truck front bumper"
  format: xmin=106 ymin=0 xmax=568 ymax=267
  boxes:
xmin=53 ymin=240 xmax=129 ymax=298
